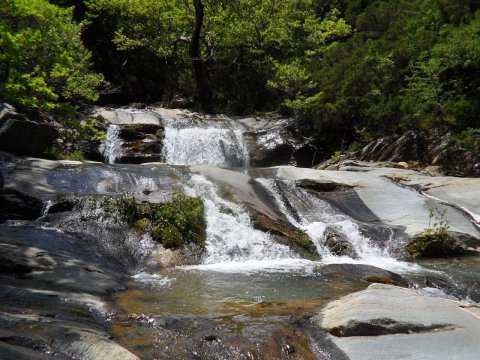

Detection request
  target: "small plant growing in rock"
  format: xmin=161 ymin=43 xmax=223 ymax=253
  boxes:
xmin=330 ymin=151 xmax=344 ymax=163
xmin=406 ymin=206 xmax=456 ymax=258
xmin=425 ymin=207 xmax=450 ymax=240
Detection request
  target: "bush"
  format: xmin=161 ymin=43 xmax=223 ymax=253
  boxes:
xmin=48 ymin=147 xmax=85 ymax=161
xmin=453 ymin=128 xmax=480 ymax=153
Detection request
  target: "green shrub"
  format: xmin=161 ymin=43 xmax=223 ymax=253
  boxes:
xmin=453 ymin=128 xmax=480 ymax=153
xmin=83 ymin=194 xmax=206 ymax=249
xmin=49 ymin=147 xmax=85 ymax=161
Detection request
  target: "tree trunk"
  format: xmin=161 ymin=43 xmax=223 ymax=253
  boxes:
xmin=190 ymin=0 xmax=211 ymax=109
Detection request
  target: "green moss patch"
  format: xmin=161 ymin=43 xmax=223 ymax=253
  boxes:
xmin=85 ymin=195 xmax=206 ymax=250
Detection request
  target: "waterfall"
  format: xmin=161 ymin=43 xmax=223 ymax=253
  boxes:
xmin=100 ymin=125 xmax=123 ymax=164
xmin=182 ymin=175 xmax=312 ymax=272
xmin=161 ymin=117 xmax=249 ymax=167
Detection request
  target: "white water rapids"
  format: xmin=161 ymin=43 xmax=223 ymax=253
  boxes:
xmin=182 ymin=174 xmax=420 ymax=274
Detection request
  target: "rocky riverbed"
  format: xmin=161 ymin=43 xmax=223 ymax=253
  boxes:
xmin=1 ymin=106 xmax=479 ymax=359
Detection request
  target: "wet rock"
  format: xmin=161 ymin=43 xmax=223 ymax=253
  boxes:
xmin=318 ymin=283 xmax=480 ymax=360
xmin=249 ymin=208 xmax=320 ymax=260
xmin=0 ymin=244 xmax=56 ymax=275
xmin=117 ymin=123 xmax=164 ymax=164
xmin=50 ymin=327 xmax=140 ymax=360
xmin=296 ymin=178 xmax=354 ymax=193
xmin=0 ymin=189 xmax=43 ymax=222
xmin=275 ymin=166 xmax=479 ymax=240
xmin=323 ymin=228 xmax=358 ymax=258
xmin=320 ymin=264 xmax=409 ymax=288
xmin=0 ymin=341 xmax=51 ymax=360
xmin=405 ymin=231 xmax=480 ymax=259
xmin=0 ymin=104 xmax=58 ymax=156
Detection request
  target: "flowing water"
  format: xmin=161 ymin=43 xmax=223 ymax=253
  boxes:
xmin=100 ymin=124 xmax=123 ymax=163
xmin=4 ymin=109 xmax=480 ymax=359
xmin=161 ymin=116 xmax=249 ymax=167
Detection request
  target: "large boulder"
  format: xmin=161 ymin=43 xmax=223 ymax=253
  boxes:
xmin=320 ymin=263 xmax=409 ymax=288
xmin=0 ymin=104 xmax=58 ymax=157
xmin=318 ymin=283 xmax=480 ymax=360
xmin=239 ymin=116 xmax=316 ymax=167
xmin=356 ymin=131 xmax=428 ymax=163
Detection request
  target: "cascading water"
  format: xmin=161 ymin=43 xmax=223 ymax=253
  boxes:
xmin=100 ymin=124 xmax=123 ymax=164
xmin=256 ymin=178 xmax=420 ymax=273
xmin=182 ymin=174 xmax=312 ymax=272
xmin=161 ymin=117 xmax=249 ymax=167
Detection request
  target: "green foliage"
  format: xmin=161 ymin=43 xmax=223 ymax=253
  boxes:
xmin=453 ymin=128 xmax=480 ymax=152
xmin=5 ymin=0 xmax=480 ymax=157
xmin=48 ymin=147 xmax=85 ymax=161
xmin=84 ymin=194 xmax=206 ymax=249
xmin=0 ymin=0 xmax=105 ymax=114
xmin=63 ymin=117 xmax=106 ymax=141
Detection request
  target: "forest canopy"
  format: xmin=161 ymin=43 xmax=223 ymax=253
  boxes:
xmin=1 ymin=0 xmax=480 ymax=154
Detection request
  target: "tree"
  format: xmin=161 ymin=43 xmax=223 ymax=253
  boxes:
xmin=0 ymin=0 xmax=104 ymax=115
xmin=190 ymin=0 xmax=210 ymax=107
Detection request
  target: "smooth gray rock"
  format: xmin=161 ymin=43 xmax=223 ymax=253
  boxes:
xmin=275 ymin=166 xmax=480 ymax=239
xmin=50 ymin=327 xmax=140 ymax=360
xmin=319 ymin=283 xmax=480 ymax=360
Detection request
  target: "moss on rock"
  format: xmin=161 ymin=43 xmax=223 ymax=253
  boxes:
xmin=406 ymin=231 xmax=469 ymax=259
xmin=87 ymin=194 xmax=206 ymax=250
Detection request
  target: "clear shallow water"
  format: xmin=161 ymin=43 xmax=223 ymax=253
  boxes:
xmin=123 ymin=266 xmax=366 ymax=316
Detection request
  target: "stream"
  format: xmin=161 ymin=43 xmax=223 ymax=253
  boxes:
xmin=1 ymin=107 xmax=480 ymax=359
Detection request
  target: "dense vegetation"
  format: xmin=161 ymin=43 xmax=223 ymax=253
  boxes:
xmin=1 ymin=0 xmax=480 ymax=155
